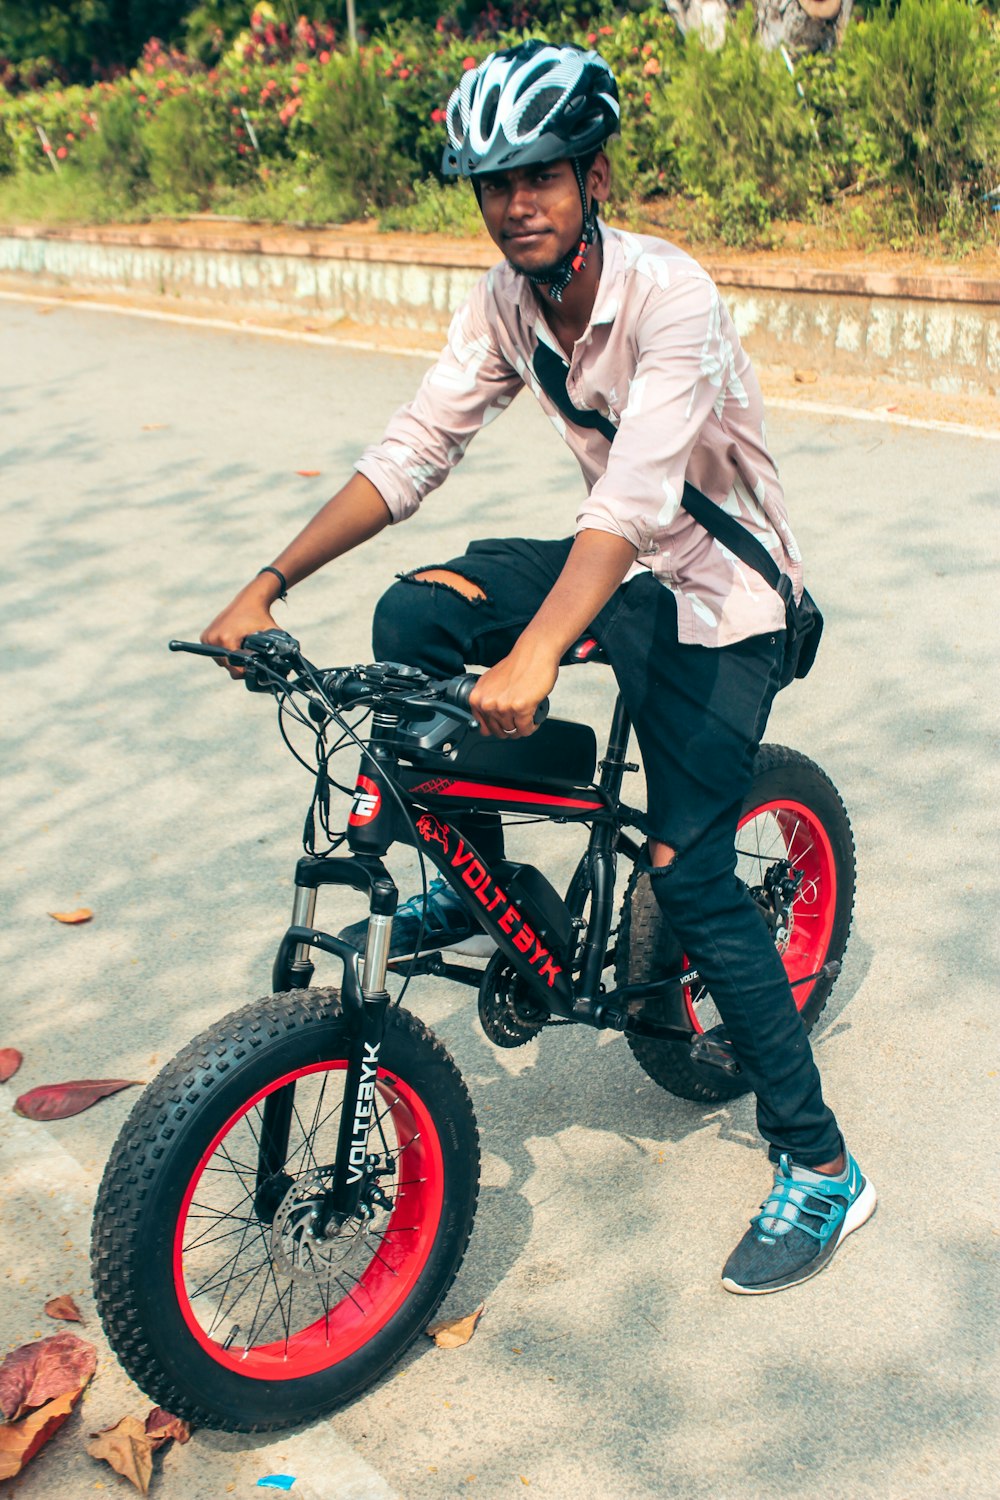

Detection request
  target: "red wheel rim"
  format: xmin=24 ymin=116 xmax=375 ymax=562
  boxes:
xmin=172 ymin=1061 xmax=444 ymax=1380
xmin=684 ymin=798 xmax=838 ymax=1031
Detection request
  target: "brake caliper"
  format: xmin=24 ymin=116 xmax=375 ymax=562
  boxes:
xmin=750 ymin=861 xmax=804 ymax=951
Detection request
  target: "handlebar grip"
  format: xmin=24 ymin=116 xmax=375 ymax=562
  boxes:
xmin=443 ymin=673 xmax=550 ymax=727
xmin=168 ymin=639 xmax=252 ymax=664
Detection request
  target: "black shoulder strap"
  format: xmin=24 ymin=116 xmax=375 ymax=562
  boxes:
xmin=530 ymin=340 xmax=789 ymax=602
xmin=533 ymin=342 xmax=618 ymax=443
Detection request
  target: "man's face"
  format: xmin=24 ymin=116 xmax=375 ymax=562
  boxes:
xmin=476 ymin=158 xmax=597 ymax=277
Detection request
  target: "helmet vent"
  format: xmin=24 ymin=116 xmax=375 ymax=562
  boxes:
xmin=513 ymin=61 xmax=554 ymax=102
xmin=517 ymin=85 xmax=565 ymax=137
xmin=480 ymin=84 xmax=501 ymax=139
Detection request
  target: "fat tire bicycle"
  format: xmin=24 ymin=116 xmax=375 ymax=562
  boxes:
xmin=91 ymin=628 xmax=855 ymax=1431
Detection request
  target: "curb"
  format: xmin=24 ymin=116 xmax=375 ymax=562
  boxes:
xmin=3 ymin=220 xmax=999 ymax=305
xmin=2 ymin=220 xmax=998 ymax=398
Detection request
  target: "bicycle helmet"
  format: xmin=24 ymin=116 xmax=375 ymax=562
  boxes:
xmin=440 ymin=41 xmax=620 ymax=301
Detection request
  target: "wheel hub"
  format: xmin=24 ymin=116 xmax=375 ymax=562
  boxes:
xmin=269 ymin=1170 xmax=390 ymax=1279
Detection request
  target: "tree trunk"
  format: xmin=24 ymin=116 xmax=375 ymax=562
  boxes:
xmin=663 ymin=0 xmax=855 ymax=53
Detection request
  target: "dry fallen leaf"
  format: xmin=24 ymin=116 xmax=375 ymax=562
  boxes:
xmin=87 ymin=1417 xmax=154 ymax=1495
xmin=295 ymin=468 xmax=321 ymax=477
xmin=0 ymin=1391 xmax=77 ymax=1480
xmin=48 ymin=908 xmax=93 ymax=925
xmin=144 ymin=1407 xmax=191 ymax=1446
xmin=44 ymin=1295 xmax=83 ymax=1323
xmin=793 ymin=369 xmax=818 ymax=385
xmin=0 ymin=1049 xmax=22 ymax=1083
xmin=14 ymin=1080 xmax=140 ymax=1122
xmin=0 ymin=1332 xmax=97 ymax=1421
xmin=425 ymin=1303 xmax=485 ymax=1350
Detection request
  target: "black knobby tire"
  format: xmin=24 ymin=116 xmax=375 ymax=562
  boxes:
xmin=617 ymin=744 xmax=855 ymax=1103
xmin=91 ymin=990 xmax=479 ymax=1431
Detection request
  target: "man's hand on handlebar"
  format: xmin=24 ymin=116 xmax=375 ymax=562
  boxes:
xmin=201 ymin=575 xmax=283 ymax=679
xmin=469 ymin=642 xmax=558 ymax=739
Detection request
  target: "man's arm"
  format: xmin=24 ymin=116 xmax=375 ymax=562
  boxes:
xmin=201 ymin=473 xmax=391 ymax=675
xmin=469 ymin=529 xmax=638 ymax=738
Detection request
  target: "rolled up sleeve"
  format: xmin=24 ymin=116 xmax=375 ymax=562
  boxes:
xmin=354 ymin=276 xmax=522 ymax=523
xmin=575 ymin=274 xmax=735 ymax=551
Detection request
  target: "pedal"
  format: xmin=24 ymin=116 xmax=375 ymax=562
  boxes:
xmin=689 ymin=1025 xmax=741 ymax=1077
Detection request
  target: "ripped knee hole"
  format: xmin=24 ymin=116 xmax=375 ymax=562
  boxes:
xmin=406 ymin=568 xmax=487 ymax=603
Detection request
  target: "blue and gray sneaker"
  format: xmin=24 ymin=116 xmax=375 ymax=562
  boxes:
xmin=722 ymin=1150 xmax=876 ymax=1295
xmin=337 ymin=877 xmax=496 ymax=962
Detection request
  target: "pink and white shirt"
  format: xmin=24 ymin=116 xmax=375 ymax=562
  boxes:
xmin=355 ymin=224 xmax=802 ymax=648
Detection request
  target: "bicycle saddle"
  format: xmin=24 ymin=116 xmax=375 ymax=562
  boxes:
xmin=561 ymin=634 xmax=609 ymax=666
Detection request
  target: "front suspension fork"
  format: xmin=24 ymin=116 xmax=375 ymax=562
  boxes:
xmin=256 ymin=858 xmax=398 ymax=1230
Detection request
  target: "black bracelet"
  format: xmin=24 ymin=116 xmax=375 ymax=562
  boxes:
xmin=257 ymin=565 xmax=288 ymax=600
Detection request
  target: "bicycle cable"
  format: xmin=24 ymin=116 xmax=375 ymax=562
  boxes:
xmin=292 ymin=656 xmax=441 ymax=1012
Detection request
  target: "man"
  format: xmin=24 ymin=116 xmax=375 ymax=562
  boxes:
xmin=202 ymin=40 xmax=875 ymax=1295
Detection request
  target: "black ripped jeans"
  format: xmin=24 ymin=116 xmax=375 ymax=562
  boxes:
xmin=372 ymin=536 xmax=842 ymax=1166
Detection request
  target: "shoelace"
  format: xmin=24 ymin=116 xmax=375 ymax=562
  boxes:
xmin=395 ymin=877 xmax=456 ymax=922
xmin=754 ymin=1159 xmax=848 ymax=1243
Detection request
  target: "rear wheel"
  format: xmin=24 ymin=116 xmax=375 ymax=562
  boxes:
xmin=91 ymin=991 xmax=479 ymax=1431
xmin=618 ymin=744 xmax=855 ymax=1103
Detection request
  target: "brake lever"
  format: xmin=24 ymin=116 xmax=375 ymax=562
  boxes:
xmin=168 ymin=639 xmax=254 ymax=667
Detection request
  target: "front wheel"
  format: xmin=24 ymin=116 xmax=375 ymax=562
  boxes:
xmin=91 ymin=991 xmax=479 ymax=1431
xmin=618 ymin=744 xmax=856 ymax=1103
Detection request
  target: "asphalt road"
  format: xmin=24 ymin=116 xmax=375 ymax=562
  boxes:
xmin=2 ymin=296 xmax=998 ymax=1500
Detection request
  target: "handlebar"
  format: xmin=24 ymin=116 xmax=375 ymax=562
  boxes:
xmin=169 ymin=633 xmax=549 ymax=729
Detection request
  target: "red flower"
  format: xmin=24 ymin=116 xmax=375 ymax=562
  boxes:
xmin=319 ymin=50 xmax=330 ymax=64
xmin=295 ymin=61 xmax=309 ymax=74
xmin=240 ymin=83 xmax=249 ymax=93
xmin=643 ymin=57 xmax=661 ymax=76
xmin=398 ymin=67 xmax=410 ymax=79
xmin=430 ymin=107 xmax=446 ymax=122
xmin=56 ymin=145 xmax=67 ymax=159
xmin=644 ymin=91 xmax=652 ymax=106
xmin=462 ymin=55 xmax=476 ymax=70
xmin=586 ymin=32 xmax=597 ymax=44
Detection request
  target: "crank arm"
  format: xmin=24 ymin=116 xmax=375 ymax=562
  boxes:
xmin=386 ymin=950 xmax=484 ymax=988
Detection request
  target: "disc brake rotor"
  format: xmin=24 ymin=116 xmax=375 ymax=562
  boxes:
xmin=269 ymin=1171 xmax=373 ymax=1279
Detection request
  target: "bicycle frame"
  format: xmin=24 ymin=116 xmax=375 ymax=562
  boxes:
xmin=273 ymin=689 xmax=701 ymax=1035
xmin=261 ymin=686 xmax=705 ymax=1233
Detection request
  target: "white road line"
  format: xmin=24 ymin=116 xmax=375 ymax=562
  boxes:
xmin=0 ymin=287 xmax=433 ymax=358
xmin=3 ymin=286 xmax=997 ymax=441
xmin=765 ymin=395 xmax=998 ymax=442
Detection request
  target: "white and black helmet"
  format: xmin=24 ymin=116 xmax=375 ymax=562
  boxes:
xmin=441 ymin=40 xmax=620 ymax=179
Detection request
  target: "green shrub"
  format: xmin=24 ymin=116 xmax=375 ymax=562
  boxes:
xmin=75 ymin=90 xmax=150 ymax=199
xmin=574 ymin=9 xmax=683 ymax=200
xmin=0 ymin=118 xmax=14 ymax=177
xmin=378 ymin=174 xmax=484 ymax=234
xmin=144 ymin=88 xmax=234 ymax=208
xmin=665 ymin=8 xmax=823 ymax=241
xmin=845 ymin=0 xmax=1000 ymax=225
xmin=301 ymin=49 xmax=407 ymax=214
